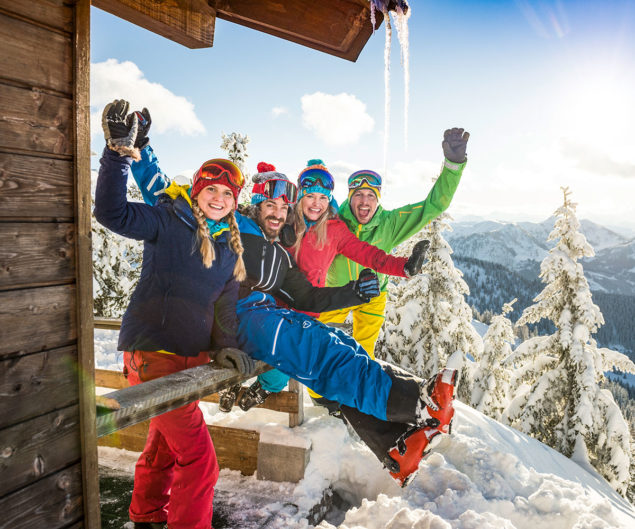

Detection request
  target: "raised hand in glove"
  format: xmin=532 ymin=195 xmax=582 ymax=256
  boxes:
xmin=214 ymin=347 xmax=255 ymax=375
xmin=353 ymin=268 xmax=381 ymax=302
xmin=404 ymin=239 xmax=430 ymax=277
xmin=101 ymin=99 xmax=140 ymax=160
xmin=132 ymin=108 xmax=152 ymax=149
xmin=442 ymin=128 xmax=470 ymax=164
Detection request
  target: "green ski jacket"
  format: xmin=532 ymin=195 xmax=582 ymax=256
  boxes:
xmin=326 ymin=159 xmax=466 ymax=291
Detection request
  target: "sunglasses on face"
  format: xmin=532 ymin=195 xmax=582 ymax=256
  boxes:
xmin=198 ymin=159 xmax=245 ymax=187
xmin=348 ymin=170 xmax=382 ymax=190
xmin=252 ymin=179 xmax=298 ymax=204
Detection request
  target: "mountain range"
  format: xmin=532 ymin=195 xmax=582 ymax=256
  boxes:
xmin=446 ymin=217 xmax=635 ymax=295
xmin=442 ymin=216 xmax=635 ymax=359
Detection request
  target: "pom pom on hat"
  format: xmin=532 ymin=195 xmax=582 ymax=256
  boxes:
xmin=306 ymin=159 xmax=324 ymax=166
xmin=257 ymin=162 xmax=276 ymax=173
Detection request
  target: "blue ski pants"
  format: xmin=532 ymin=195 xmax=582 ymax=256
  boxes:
xmin=236 ymin=292 xmax=393 ymax=421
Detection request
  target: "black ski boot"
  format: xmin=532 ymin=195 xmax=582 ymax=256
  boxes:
xmin=218 ymin=383 xmax=241 ymax=412
xmin=238 ymin=380 xmax=271 ymax=411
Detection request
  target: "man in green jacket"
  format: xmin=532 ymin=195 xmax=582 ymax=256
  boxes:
xmin=318 ymin=127 xmax=469 ymax=360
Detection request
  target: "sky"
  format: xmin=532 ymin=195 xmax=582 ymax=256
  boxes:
xmin=90 ymin=0 xmax=635 ymax=229
xmin=96 ymin=333 xmax=635 ymax=529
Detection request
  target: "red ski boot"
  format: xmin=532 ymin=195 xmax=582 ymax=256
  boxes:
xmin=385 ymin=369 xmax=458 ymax=487
xmin=417 ymin=368 xmax=457 ymax=433
xmin=386 ymin=426 xmax=443 ymax=487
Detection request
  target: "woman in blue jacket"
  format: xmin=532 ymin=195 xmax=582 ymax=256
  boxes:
xmin=94 ymin=100 xmax=250 ymax=529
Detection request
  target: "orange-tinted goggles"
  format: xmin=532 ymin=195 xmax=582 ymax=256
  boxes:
xmin=197 ymin=159 xmax=244 ymax=188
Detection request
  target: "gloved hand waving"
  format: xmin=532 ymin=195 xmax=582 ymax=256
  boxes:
xmin=101 ymin=99 xmax=140 ymax=160
xmin=442 ymin=128 xmax=470 ymax=164
xmin=133 ymin=108 xmax=152 ymax=149
xmin=214 ymin=347 xmax=255 ymax=375
xmin=404 ymin=240 xmax=430 ymax=277
xmin=353 ymin=268 xmax=381 ymax=302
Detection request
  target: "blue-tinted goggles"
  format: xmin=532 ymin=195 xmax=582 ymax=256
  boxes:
xmin=298 ymin=169 xmax=335 ymax=191
xmin=252 ymin=179 xmax=298 ymax=204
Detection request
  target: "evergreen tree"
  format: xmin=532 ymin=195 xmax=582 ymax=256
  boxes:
xmin=378 ymin=212 xmax=483 ymax=403
xmin=505 ymin=187 xmax=635 ymax=495
xmin=471 ymin=299 xmax=516 ymax=420
xmin=220 ymin=132 xmax=251 ymax=205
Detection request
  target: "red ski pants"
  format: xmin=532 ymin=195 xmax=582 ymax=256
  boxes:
xmin=124 ymin=350 xmax=219 ymax=529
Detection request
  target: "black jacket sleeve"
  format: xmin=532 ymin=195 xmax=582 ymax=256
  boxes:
xmin=275 ymin=266 xmax=364 ymax=313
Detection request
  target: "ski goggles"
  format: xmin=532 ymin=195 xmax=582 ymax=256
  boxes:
xmin=252 ymin=178 xmax=298 ymax=204
xmin=298 ymin=168 xmax=335 ymax=191
xmin=195 ymin=159 xmax=244 ymax=188
xmin=348 ymin=170 xmax=382 ymax=190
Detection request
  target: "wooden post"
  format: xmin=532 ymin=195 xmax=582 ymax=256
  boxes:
xmin=288 ymin=379 xmax=304 ymax=428
xmin=73 ymin=1 xmax=100 ymax=527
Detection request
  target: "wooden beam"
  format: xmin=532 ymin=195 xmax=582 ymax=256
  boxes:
xmin=215 ymin=0 xmax=379 ymax=62
xmin=95 ymin=367 xmax=301 ymax=414
xmin=92 ymin=0 xmax=216 ymax=49
xmin=96 ymin=361 xmax=272 ymax=437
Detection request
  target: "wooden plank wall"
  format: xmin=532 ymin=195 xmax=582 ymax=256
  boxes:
xmin=0 ymin=0 xmax=98 ymax=527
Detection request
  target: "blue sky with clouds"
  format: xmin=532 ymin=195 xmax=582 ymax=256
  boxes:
xmin=90 ymin=1 xmax=635 ymax=229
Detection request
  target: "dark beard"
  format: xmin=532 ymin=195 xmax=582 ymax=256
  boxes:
xmin=259 ymin=215 xmax=285 ymax=240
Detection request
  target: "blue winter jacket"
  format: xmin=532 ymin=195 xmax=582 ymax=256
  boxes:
xmin=94 ymin=148 xmax=239 ymax=356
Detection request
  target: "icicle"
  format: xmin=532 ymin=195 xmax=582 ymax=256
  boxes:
xmin=370 ymin=2 xmax=377 ymax=33
xmin=383 ymin=9 xmax=391 ymax=178
xmin=391 ymin=2 xmax=411 ymax=149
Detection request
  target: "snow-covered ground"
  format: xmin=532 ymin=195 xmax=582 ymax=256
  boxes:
xmin=96 ymin=330 xmax=634 ymax=528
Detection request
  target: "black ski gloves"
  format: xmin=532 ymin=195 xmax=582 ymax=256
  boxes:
xmin=353 ymin=268 xmax=381 ymax=302
xmin=101 ymin=99 xmax=140 ymax=160
xmin=214 ymin=347 xmax=255 ymax=375
xmin=133 ymin=108 xmax=152 ymax=149
xmin=442 ymin=128 xmax=470 ymax=164
xmin=404 ymin=240 xmax=430 ymax=278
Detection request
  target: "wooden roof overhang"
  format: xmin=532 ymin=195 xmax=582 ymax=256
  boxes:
xmin=92 ymin=0 xmax=382 ymax=61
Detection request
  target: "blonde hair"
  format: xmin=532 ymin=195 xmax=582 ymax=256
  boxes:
xmin=291 ymin=196 xmax=337 ymax=255
xmin=192 ymin=201 xmax=246 ymax=281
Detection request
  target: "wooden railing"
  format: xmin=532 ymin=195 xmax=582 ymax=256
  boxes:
xmin=94 ymin=318 xmax=304 ymax=435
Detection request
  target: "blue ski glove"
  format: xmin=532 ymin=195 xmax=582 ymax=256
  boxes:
xmin=353 ymin=268 xmax=381 ymax=302
xmin=442 ymin=128 xmax=470 ymax=164
xmin=101 ymin=99 xmax=139 ymax=159
xmin=215 ymin=347 xmax=255 ymax=375
xmin=404 ymin=240 xmax=430 ymax=277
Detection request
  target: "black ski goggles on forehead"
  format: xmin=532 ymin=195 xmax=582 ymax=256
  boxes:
xmin=252 ymin=179 xmax=298 ymax=204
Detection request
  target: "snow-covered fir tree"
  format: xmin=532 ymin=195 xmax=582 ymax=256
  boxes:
xmin=505 ymin=187 xmax=635 ymax=495
xmin=377 ymin=212 xmax=483 ymax=403
xmin=220 ymin=132 xmax=251 ymax=206
xmin=92 ymin=171 xmax=143 ymax=318
xmin=471 ymin=299 xmax=516 ymax=421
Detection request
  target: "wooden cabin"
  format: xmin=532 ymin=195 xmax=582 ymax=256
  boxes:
xmin=0 ymin=1 xmax=379 ymax=527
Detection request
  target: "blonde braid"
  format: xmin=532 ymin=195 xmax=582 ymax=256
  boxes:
xmin=227 ymin=211 xmax=246 ymax=281
xmin=192 ymin=201 xmax=215 ymax=268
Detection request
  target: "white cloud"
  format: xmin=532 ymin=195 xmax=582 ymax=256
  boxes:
xmin=271 ymin=106 xmax=288 ymax=117
xmin=301 ymin=92 xmax=374 ymax=146
xmin=90 ymin=59 xmax=205 ymax=138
